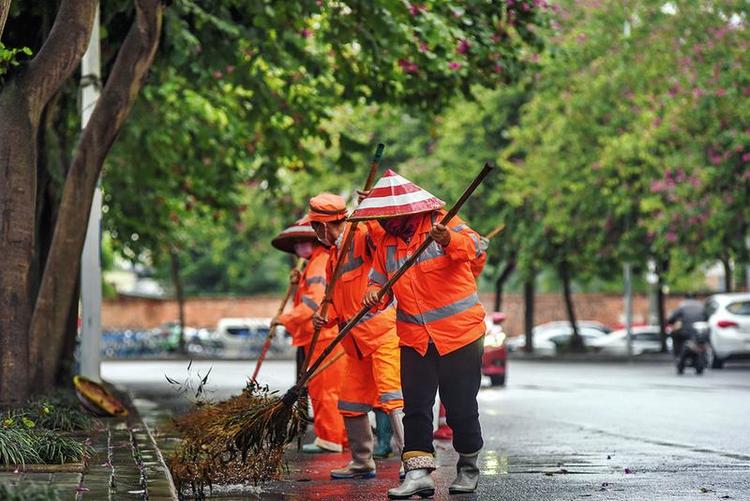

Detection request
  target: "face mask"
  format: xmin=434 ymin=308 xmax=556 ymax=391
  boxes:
xmin=379 ymin=213 xmax=423 ymax=242
xmin=294 ymin=241 xmax=313 ymax=259
xmin=311 ymin=222 xmax=331 ymax=247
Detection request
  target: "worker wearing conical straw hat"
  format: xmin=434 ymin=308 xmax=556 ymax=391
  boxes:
xmin=307 ymin=193 xmax=405 ymax=480
xmin=356 ymin=170 xmax=486 ymax=498
xmin=272 ymin=216 xmax=347 ymax=453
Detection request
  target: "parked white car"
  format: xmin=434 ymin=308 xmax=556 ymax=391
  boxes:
xmin=213 ymin=317 xmax=283 ymax=357
xmin=705 ymin=293 xmax=750 ymax=368
xmin=589 ymin=325 xmax=671 ymax=356
xmin=507 ymin=323 xmax=610 ymax=356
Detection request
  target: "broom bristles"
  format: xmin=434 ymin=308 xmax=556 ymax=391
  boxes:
xmin=170 ymin=381 xmax=309 ymax=497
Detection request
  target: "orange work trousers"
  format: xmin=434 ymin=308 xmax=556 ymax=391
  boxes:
xmin=305 ymin=339 xmax=347 ymax=449
xmin=337 ymin=333 xmax=403 ymax=417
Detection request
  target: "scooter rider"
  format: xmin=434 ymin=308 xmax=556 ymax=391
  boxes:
xmin=667 ymin=293 xmax=707 ymax=358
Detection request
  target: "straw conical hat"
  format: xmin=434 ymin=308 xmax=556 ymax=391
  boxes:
xmin=348 ymin=169 xmax=445 ymax=221
xmin=271 ymin=216 xmax=318 ymax=253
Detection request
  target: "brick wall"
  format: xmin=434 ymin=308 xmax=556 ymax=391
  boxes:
xmin=103 ymin=293 xmax=689 ymax=335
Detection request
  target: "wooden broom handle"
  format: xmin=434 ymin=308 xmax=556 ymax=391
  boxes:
xmin=251 ymin=258 xmax=305 ymax=381
xmin=297 ymin=163 xmax=494 ymax=388
xmin=301 ymin=143 xmax=385 ymax=373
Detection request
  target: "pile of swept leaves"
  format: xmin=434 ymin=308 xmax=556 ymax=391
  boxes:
xmin=169 ymin=380 xmax=308 ymax=498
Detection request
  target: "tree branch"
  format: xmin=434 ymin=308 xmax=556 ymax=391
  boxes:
xmin=0 ymin=0 xmax=11 ymax=41
xmin=29 ymin=0 xmax=164 ymax=388
xmin=21 ymin=0 xmax=97 ymax=119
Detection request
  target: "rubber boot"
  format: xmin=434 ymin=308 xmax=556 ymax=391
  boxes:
xmin=373 ymin=409 xmax=393 ymax=458
xmin=331 ymin=415 xmax=376 ymax=479
xmin=448 ymin=450 xmax=480 ymax=494
xmin=388 ymin=408 xmax=406 ymax=479
xmin=301 ymin=437 xmax=342 ymax=453
xmin=387 ymin=455 xmax=436 ymax=500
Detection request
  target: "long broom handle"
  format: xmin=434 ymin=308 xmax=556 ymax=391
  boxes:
xmin=251 ymin=258 xmax=305 ymax=381
xmin=301 ymin=143 xmax=385 ymax=373
xmin=485 ymin=223 xmax=505 ymax=241
xmin=297 ymin=163 xmax=494 ymax=389
xmin=307 ymin=217 xmax=504 ymax=382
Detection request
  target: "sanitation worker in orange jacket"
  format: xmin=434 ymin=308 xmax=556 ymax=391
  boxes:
xmin=355 ymin=169 xmax=486 ymax=499
xmin=273 ymin=219 xmax=347 ymax=454
xmin=307 ymin=193 xmax=405 ymax=480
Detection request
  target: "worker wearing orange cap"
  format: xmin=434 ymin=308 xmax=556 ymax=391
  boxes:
xmin=307 ymin=193 xmax=405 ymax=480
xmin=272 ymin=217 xmax=347 ymax=454
xmin=355 ymin=170 xmax=486 ymax=498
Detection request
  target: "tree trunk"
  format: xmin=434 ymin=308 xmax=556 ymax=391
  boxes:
xmin=523 ymin=278 xmax=535 ymax=353
xmin=559 ymin=262 xmax=583 ymax=352
xmin=493 ymin=258 xmax=516 ymax=312
xmin=0 ymin=0 xmax=11 ymax=39
xmin=721 ymin=256 xmax=732 ymax=293
xmin=0 ymin=0 xmax=98 ymax=405
xmin=0 ymin=85 xmax=36 ymax=406
xmin=169 ymin=248 xmax=186 ymax=355
xmin=657 ymin=271 xmax=668 ymax=352
xmin=55 ymin=277 xmax=80 ymax=385
xmin=29 ymin=0 xmax=164 ymax=389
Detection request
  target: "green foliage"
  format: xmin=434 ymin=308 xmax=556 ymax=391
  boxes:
xmin=25 ymin=394 xmax=93 ymax=433
xmin=0 ymin=426 xmax=41 ymax=466
xmin=101 ymin=0 xmax=548 ymax=292
xmin=0 ymin=43 xmax=31 ymax=81
xmin=34 ymin=429 xmax=90 ymax=465
xmin=0 ymin=393 xmax=93 ymax=466
xmin=0 ymin=424 xmax=90 ymax=466
xmin=502 ymin=0 xmax=750 ymax=288
xmin=0 ymin=483 xmax=62 ymax=501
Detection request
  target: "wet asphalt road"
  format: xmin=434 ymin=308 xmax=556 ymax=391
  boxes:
xmin=103 ymin=359 xmax=750 ymax=500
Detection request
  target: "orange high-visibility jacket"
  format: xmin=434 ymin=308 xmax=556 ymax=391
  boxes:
xmin=279 ymin=245 xmax=337 ymax=347
xmin=326 ymin=222 xmax=398 ymax=359
xmin=470 ymin=251 xmax=487 ymax=278
xmin=368 ymin=211 xmax=487 ymax=356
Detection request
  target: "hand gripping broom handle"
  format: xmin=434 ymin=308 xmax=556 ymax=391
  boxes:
xmin=251 ymin=258 xmax=306 ymax=381
xmin=297 ymin=163 xmax=494 ymax=389
xmin=300 ymin=143 xmax=386 ymax=373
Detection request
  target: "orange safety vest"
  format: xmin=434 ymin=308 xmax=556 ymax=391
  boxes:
xmin=327 ymin=222 xmax=398 ymax=359
xmin=279 ymin=245 xmax=337 ymax=347
xmin=369 ymin=210 xmax=486 ymax=356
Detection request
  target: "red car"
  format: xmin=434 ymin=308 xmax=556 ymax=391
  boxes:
xmin=482 ymin=312 xmax=508 ymax=386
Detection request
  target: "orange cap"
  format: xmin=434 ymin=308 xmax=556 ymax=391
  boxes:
xmin=308 ymin=193 xmax=348 ymax=222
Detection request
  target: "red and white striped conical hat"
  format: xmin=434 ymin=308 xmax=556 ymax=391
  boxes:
xmin=348 ymin=169 xmax=445 ymax=220
xmin=271 ymin=216 xmax=317 ymax=253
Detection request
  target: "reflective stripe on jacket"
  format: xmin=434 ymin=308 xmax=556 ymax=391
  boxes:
xmin=327 ymin=222 xmax=398 ymax=358
xmin=369 ymin=211 xmax=486 ymax=356
xmin=279 ymin=245 xmax=337 ymax=347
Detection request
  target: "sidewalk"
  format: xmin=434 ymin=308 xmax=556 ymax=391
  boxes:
xmin=0 ymin=392 xmax=177 ymax=500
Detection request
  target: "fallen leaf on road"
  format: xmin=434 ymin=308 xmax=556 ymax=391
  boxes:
xmin=699 ymin=487 xmax=714 ymax=493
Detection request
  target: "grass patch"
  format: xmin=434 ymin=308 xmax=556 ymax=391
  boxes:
xmin=0 ymin=425 xmax=91 ymax=466
xmin=26 ymin=394 xmax=93 ymax=432
xmin=0 ymin=482 xmax=63 ymax=501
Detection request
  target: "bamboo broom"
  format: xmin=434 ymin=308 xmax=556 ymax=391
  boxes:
xmin=251 ymin=258 xmax=306 ymax=382
xmin=229 ymin=163 xmax=494 ymax=460
xmin=308 ymin=221 xmax=506 ymax=381
xmin=299 ymin=143 xmax=385 ymax=374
